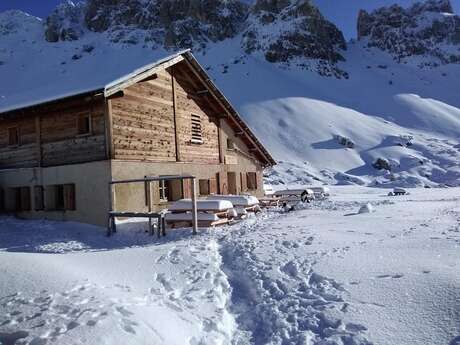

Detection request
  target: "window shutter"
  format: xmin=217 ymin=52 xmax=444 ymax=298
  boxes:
xmin=20 ymin=187 xmax=31 ymax=211
xmin=77 ymin=114 xmax=91 ymax=135
xmin=63 ymin=184 xmax=76 ymax=210
xmin=241 ymin=172 xmax=247 ymax=192
xmin=190 ymin=114 xmax=203 ymax=143
xmin=8 ymin=127 xmax=19 ymax=146
xmin=210 ymin=177 xmax=217 ymax=195
xmin=246 ymin=172 xmax=257 ymax=190
xmin=182 ymin=178 xmax=192 ymax=198
xmin=218 ymin=172 xmax=228 ymax=195
xmin=199 ymin=179 xmax=210 ymax=196
xmin=34 ymin=186 xmax=44 ymax=211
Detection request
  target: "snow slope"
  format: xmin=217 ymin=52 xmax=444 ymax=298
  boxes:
xmin=1 ymin=187 xmax=459 ymax=345
xmin=195 ymin=39 xmax=460 ymax=187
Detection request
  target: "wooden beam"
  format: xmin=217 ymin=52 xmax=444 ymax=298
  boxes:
xmin=105 ymin=98 xmax=115 ymax=159
xmin=218 ymin=118 xmax=225 ymax=164
xmin=171 ymin=66 xmax=181 ymax=162
xmin=105 ymin=55 xmax=184 ymax=97
xmin=35 ymin=115 xmax=42 ymax=167
xmin=107 ymin=90 xmax=124 ymax=99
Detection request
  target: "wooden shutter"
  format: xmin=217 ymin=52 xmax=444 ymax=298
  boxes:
xmin=190 ymin=114 xmax=203 ymax=143
xmin=34 ymin=186 xmax=44 ymax=211
xmin=182 ymin=178 xmax=192 ymax=198
xmin=240 ymin=172 xmax=247 ymax=192
xmin=247 ymin=172 xmax=257 ymax=190
xmin=20 ymin=187 xmax=31 ymax=211
xmin=218 ymin=172 xmax=228 ymax=195
xmin=77 ymin=114 xmax=91 ymax=135
xmin=210 ymin=177 xmax=217 ymax=195
xmin=8 ymin=127 xmax=19 ymax=146
xmin=63 ymin=184 xmax=76 ymax=210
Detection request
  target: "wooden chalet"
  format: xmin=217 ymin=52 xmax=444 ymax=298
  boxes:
xmin=0 ymin=51 xmax=275 ymax=226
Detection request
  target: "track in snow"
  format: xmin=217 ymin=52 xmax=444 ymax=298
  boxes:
xmin=217 ymin=213 xmax=372 ymax=345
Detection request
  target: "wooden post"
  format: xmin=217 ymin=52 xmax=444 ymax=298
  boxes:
xmin=191 ymin=177 xmax=198 ymax=235
xmin=107 ymin=183 xmax=113 ymax=236
xmin=145 ymin=178 xmax=153 ymax=236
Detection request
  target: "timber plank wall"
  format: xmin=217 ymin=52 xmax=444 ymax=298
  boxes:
xmin=0 ymin=97 xmax=106 ymax=169
xmin=110 ymin=65 xmax=221 ymax=164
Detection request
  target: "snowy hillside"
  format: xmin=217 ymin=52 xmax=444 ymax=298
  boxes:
xmin=0 ymin=0 xmax=460 ymax=187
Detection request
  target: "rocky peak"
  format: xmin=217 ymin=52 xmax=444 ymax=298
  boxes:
xmin=45 ymin=1 xmax=86 ymax=42
xmin=82 ymin=0 xmax=248 ymax=49
xmin=243 ymin=0 xmax=347 ymax=77
xmin=357 ymin=0 xmax=460 ymax=66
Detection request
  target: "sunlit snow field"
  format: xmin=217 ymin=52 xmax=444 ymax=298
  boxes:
xmin=0 ymin=186 xmax=459 ymax=345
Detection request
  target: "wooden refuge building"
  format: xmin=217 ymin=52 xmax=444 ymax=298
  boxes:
xmin=0 ymin=51 xmax=275 ymax=226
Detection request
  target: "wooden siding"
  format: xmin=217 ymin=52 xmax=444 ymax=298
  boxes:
xmin=0 ymin=116 xmax=38 ymax=168
xmin=110 ymin=70 xmax=177 ymax=162
xmin=0 ymin=97 xmax=107 ymax=169
xmin=41 ymin=101 xmax=106 ymax=166
xmin=173 ymin=70 xmax=220 ymax=164
xmin=111 ymin=66 xmax=220 ymax=164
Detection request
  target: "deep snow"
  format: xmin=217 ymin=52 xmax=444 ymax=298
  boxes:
xmin=0 ymin=186 xmax=459 ymax=345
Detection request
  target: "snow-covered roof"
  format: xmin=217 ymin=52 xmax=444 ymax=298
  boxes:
xmin=0 ymin=50 xmax=188 ymax=114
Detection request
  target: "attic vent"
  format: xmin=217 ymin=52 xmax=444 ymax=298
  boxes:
xmin=190 ymin=114 xmax=203 ymax=144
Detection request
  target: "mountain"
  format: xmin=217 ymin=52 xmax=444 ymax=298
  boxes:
xmin=357 ymin=0 xmax=460 ymax=66
xmin=1 ymin=0 xmax=460 ymax=188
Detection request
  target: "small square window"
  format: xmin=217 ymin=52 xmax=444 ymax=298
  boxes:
xmin=77 ymin=114 xmax=91 ymax=135
xmin=8 ymin=127 xmax=19 ymax=146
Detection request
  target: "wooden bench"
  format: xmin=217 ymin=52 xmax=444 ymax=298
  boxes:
xmin=259 ymin=197 xmax=281 ymax=208
xmin=107 ymin=211 xmax=166 ymax=237
xmin=165 ymin=211 xmax=231 ymax=228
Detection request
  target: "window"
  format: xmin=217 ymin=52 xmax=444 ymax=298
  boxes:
xmin=45 ymin=184 xmax=76 ymax=211
xmin=159 ymin=180 xmax=169 ymax=202
xmin=34 ymin=186 xmax=44 ymax=211
xmin=227 ymin=138 xmax=235 ymax=150
xmin=190 ymin=114 xmax=203 ymax=144
xmin=246 ymin=172 xmax=258 ymax=191
xmin=9 ymin=186 xmax=31 ymax=211
xmin=199 ymin=179 xmax=210 ymax=196
xmin=77 ymin=114 xmax=91 ymax=135
xmin=8 ymin=127 xmax=19 ymax=146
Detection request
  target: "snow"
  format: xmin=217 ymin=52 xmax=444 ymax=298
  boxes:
xmin=1 ymin=186 xmax=459 ymax=344
xmin=169 ymin=199 xmax=234 ymax=211
xmin=165 ymin=212 xmax=220 ymax=221
xmin=358 ymin=203 xmax=375 ymax=214
xmin=206 ymin=195 xmax=259 ymax=207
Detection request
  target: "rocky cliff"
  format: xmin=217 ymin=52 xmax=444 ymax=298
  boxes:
xmin=42 ymin=0 xmax=346 ymax=75
xmin=357 ymin=0 xmax=460 ymax=66
xmin=242 ymin=0 xmax=347 ymax=77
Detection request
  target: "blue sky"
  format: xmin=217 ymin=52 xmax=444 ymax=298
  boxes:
xmin=1 ymin=0 xmax=459 ymax=39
